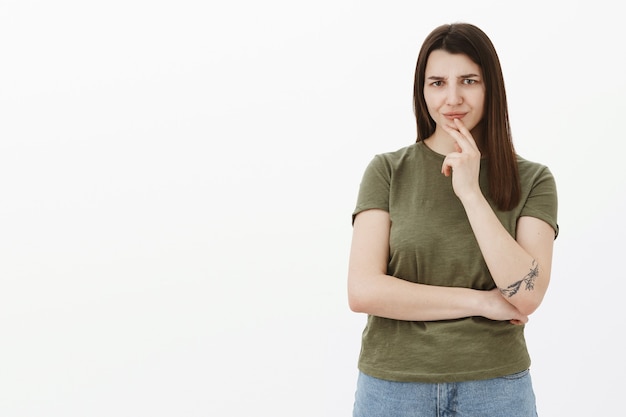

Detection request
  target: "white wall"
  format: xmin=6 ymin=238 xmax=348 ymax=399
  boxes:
xmin=1 ymin=1 xmax=623 ymax=416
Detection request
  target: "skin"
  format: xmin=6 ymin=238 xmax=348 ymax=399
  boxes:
xmin=348 ymin=50 xmax=555 ymax=324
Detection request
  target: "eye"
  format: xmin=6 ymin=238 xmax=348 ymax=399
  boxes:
xmin=463 ymin=79 xmax=477 ymax=85
xmin=431 ymin=80 xmax=443 ymax=87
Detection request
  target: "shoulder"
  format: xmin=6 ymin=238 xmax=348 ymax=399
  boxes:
xmin=515 ymin=155 xmax=559 ymax=237
xmin=516 ymin=155 xmax=556 ymax=183
xmin=367 ymin=143 xmax=422 ymax=170
xmin=376 ymin=143 xmax=419 ymax=161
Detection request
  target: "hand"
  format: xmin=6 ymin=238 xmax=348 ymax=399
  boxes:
xmin=482 ymin=288 xmax=529 ymax=325
xmin=440 ymin=118 xmax=482 ymax=201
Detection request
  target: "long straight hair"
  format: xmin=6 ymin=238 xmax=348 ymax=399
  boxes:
xmin=413 ymin=23 xmax=521 ymax=211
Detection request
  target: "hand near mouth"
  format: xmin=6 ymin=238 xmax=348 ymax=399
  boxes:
xmin=440 ymin=118 xmax=482 ymax=202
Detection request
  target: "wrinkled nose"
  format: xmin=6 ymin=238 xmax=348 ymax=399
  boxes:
xmin=446 ymin=86 xmax=463 ymax=105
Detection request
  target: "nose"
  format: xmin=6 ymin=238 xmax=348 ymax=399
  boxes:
xmin=445 ymin=85 xmax=463 ymax=105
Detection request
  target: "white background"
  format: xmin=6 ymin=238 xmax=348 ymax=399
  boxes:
xmin=1 ymin=1 xmax=624 ymax=416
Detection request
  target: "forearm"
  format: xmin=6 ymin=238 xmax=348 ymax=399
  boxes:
xmin=348 ymin=272 xmax=484 ymax=321
xmin=460 ymin=192 xmax=545 ymax=314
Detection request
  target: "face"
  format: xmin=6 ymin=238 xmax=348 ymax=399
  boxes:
xmin=423 ymin=50 xmax=485 ymax=134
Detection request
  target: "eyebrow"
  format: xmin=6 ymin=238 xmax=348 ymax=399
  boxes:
xmin=426 ymin=73 xmax=481 ymax=80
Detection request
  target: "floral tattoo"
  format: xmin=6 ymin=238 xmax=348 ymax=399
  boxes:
xmin=499 ymin=260 xmax=539 ymax=298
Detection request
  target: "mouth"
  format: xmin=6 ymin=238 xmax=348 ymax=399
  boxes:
xmin=443 ymin=112 xmax=467 ymax=120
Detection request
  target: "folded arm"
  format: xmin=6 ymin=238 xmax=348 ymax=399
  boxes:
xmin=460 ymin=194 xmax=555 ymax=315
xmin=347 ymin=209 xmax=528 ymax=324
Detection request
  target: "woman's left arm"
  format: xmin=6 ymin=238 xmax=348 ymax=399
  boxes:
xmin=459 ymin=196 xmax=554 ymax=316
xmin=441 ymin=118 xmax=555 ymax=316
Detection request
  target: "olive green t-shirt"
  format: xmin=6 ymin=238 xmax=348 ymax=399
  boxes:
xmin=352 ymin=141 xmax=558 ymax=383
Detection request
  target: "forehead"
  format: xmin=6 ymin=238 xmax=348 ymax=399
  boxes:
xmin=425 ymin=50 xmax=482 ymax=76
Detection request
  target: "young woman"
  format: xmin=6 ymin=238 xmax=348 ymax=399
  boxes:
xmin=348 ymin=23 xmax=558 ymax=416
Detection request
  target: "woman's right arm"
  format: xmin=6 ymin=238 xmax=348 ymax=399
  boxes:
xmin=347 ymin=209 xmax=528 ymax=324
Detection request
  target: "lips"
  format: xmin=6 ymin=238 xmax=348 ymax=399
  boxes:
xmin=443 ymin=112 xmax=466 ymax=119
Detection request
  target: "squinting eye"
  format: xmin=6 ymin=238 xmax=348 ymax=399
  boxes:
xmin=463 ymin=79 xmax=476 ymax=85
xmin=431 ymin=81 xmax=443 ymax=87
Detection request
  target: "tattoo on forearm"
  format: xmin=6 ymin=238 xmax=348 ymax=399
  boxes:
xmin=499 ymin=260 xmax=539 ymax=298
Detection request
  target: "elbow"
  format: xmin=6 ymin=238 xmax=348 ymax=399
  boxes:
xmin=513 ymin=296 xmax=544 ymax=317
xmin=347 ymin=274 xmax=374 ymax=314
xmin=348 ymin=297 xmax=363 ymax=313
xmin=502 ymin=267 xmax=550 ymax=316
xmin=517 ymin=303 xmax=539 ymax=317
xmin=348 ymin=286 xmax=369 ymax=313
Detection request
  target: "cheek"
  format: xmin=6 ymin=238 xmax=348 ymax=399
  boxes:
xmin=423 ymin=94 xmax=440 ymax=119
xmin=475 ymin=99 xmax=485 ymax=120
xmin=476 ymin=91 xmax=486 ymax=117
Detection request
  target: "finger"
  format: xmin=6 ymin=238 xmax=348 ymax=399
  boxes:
xmin=441 ymin=160 xmax=452 ymax=177
xmin=510 ymin=314 xmax=529 ymax=325
xmin=453 ymin=118 xmax=479 ymax=151
xmin=441 ymin=122 xmax=472 ymax=152
xmin=441 ymin=122 xmax=462 ymax=139
xmin=441 ymin=152 xmax=462 ymax=176
xmin=441 ymin=154 xmax=457 ymax=176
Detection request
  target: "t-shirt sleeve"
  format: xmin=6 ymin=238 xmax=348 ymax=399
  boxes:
xmin=352 ymin=154 xmax=391 ymax=224
xmin=520 ymin=165 xmax=559 ymax=239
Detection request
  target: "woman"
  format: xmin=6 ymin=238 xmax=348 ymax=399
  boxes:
xmin=348 ymin=23 xmax=558 ymax=416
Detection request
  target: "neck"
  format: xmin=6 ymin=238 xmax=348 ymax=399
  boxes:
xmin=423 ymin=125 xmax=485 ymax=156
xmin=423 ymin=131 xmax=457 ymax=155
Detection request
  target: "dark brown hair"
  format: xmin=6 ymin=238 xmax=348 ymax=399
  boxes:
xmin=413 ymin=23 xmax=520 ymax=211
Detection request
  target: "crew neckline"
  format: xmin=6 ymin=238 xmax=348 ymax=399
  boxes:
xmin=417 ymin=140 xmax=446 ymax=159
xmin=416 ymin=141 xmax=487 ymax=164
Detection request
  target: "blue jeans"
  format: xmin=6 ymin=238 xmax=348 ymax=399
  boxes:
xmin=353 ymin=370 xmax=538 ymax=417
